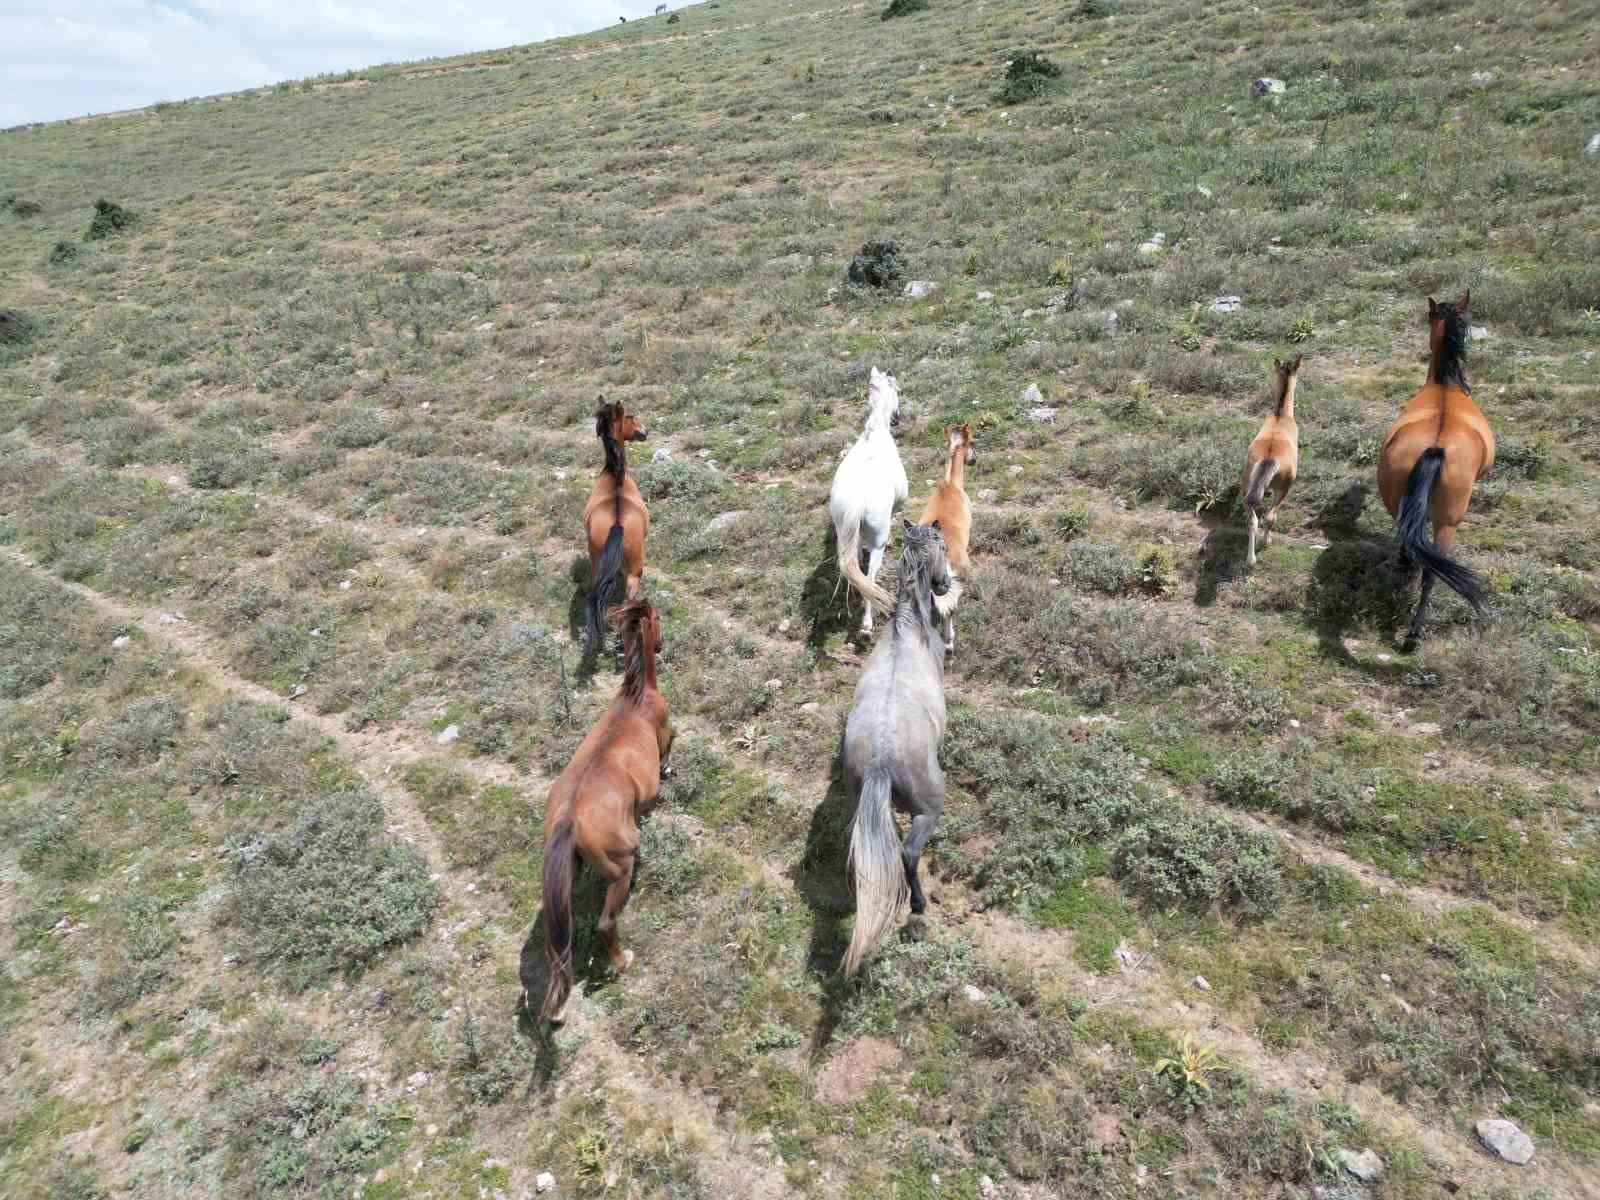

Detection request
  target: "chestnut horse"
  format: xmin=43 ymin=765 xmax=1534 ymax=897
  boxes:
xmin=585 ymin=399 xmax=650 ymax=648
xmin=1241 ymin=355 xmax=1303 ymax=567
xmin=919 ymin=423 xmax=976 ymax=652
xmin=1377 ymin=291 xmax=1493 ymax=648
xmin=538 ymin=598 xmax=675 ymax=1024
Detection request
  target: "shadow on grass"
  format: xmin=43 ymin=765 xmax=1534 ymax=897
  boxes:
xmin=515 ymin=864 xmax=626 ymax=1087
xmin=1307 ymin=536 xmax=1417 ymax=672
xmin=1194 ymin=507 xmax=1247 ymax=608
xmin=566 ymin=551 xmax=606 ymax=684
xmin=799 ymin=522 xmax=860 ymax=654
xmin=794 ymin=735 xmax=858 ymax=1061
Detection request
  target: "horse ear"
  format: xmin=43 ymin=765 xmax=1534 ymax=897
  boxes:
xmin=1456 ymin=288 xmax=1470 ymax=313
xmin=931 ymin=519 xmax=942 ymax=532
xmin=902 ymin=519 xmax=915 ymax=536
xmin=962 ymin=422 xmax=972 ymax=438
xmin=1273 ymin=357 xmax=1282 ymax=371
xmin=1426 ymin=296 xmax=1438 ymax=315
xmin=1292 ymin=353 xmax=1303 ymax=371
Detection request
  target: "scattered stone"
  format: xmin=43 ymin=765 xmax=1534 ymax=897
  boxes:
xmin=962 ymin=984 xmax=986 ymax=1003
xmin=1007 ymin=465 xmax=1023 ymax=477
xmin=650 ymin=447 xmax=673 ymax=464
xmin=976 ymin=488 xmax=999 ymax=503
xmin=903 ymin=280 xmax=940 ymax=299
xmin=978 ymin=1176 xmax=996 ymax=1199
xmin=475 ymin=322 xmax=495 ymax=332
xmin=339 ymin=579 xmax=352 ymax=591
xmin=1027 ymin=407 xmax=1058 ymax=423
xmin=112 ymin=634 xmax=130 ymax=648
xmin=1044 ymin=291 xmax=1071 ymax=311
xmin=1192 ymin=975 xmax=1211 ymax=991
xmin=291 ymin=684 xmax=307 ymax=699
xmin=1469 ymin=70 xmax=1495 ymax=86
xmin=976 ymin=290 xmax=995 ymax=301
xmin=1476 ymin=1118 xmax=1534 ymax=1164
xmin=535 ymin=1171 xmax=558 ymax=1194
xmin=1251 ymin=77 xmax=1286 ymax=98
xmin=1104 ymin=309 xmax=1119 ymax=329
xmin=704 ymin=510 xmax=747 ymax=535
xmin=1022 ymin=383 xmax=1044 ymax=405
xmin=1137 ymin=231 xmax=1167 ymax=255
xmin=157 ymin=611 xmax=186 ymax=624
xmin=1468 ymin=325 xmax=1490 ymax=340
xmin=764 ymin=678 xmax=783 ymax=690
xmin=1337 ymin=1148 xmax=1385 ymax=1182
xmin=435 ymin=724 xmax=460 ymax=746
xmin=1196 ymin=182 xmax=1213 ymax=198
xmin=1209 ymin=295 xmax=1243 ymax=314
xmin=1586 ymin=132 xmax=1600 ymax=156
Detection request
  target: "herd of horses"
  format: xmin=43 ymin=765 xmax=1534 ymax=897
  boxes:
xmin=533 ymin=289 xmax=1495 ymax=1022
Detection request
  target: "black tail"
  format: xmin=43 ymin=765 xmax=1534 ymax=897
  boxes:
xmin=586 ymin=524 xmax=625 ymax=647
xmin=539 ymin=818 xmax=576 ymax=1024
xmin=1396 ymin=447 xmax=1486 ymax=612
xmin=1245 ymin=458 xmax=1278 ymax=510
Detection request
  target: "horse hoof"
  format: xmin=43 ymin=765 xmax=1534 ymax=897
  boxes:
xmin=617 ymin=949 xmax=635 ymax=971
xmin=904 ymin=914 xmax=928 ymax=942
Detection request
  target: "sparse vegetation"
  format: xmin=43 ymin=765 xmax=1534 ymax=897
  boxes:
xmin=844 ymin=236 xmax=907 ymax=291
xmin=881 ymin=0 xmax=929 ymax=19
xmin=998 ymin=50 xmax=1061 ymax=104
xmin=84 ymin=198 xmax=136 ymax=241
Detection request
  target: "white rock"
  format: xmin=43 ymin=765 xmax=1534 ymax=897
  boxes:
xmin=1586 ymin=132 xmax=1600 ymax=156
xmin=1469 ymin=70 xmax=1495 ymax=86
xmin=112 ymin=635 xmax=131 ymax=648
xmin=1209 ymin=295 xmax=1243 ymax=314
xmin=406 ymin=1071 xmax=429 ymax=1088
xmin=475 ymin=322 xmax=495 ymax=332
xmin=1192 ymin=975 xmax=1211 ymax=991
xmin=978 ymin=1176 xmax=996 ymax=1199
xmin=1136 ymin=231 xmax=1167 ymax=255
xmin=1027 ymin=407 xmax=1058 ymax=423
xmin=1007 ymin=465 xmax=1023 ymax=476
xmin=535 ymin=1172 xmax=557 ymax=1194
xmin=291 ymin=684 xmax=307 ymax=698
xmin=704 ymin=510 xmax=747 ymax=534
xmin=339 ymin=579 xmax=352 ymax=590
xmin=1251 ymin=77 xmax=1286 ymax=98
xmin=1476 ymin=1118 xmax=1534 ymax=1164
xmin=903 ymin=280 xmax=940 ymax=299
xmin=976 ymin=489 xmax=998 ymax=503
xmin=1196 ymin=182 xmax=1213 ymax=198
xmin=962 ymin=984 xmax=986 ymax=1003
xmin=1468 ymin=325 xmax=1490 ymax=340
xmin=790 ymin=112 xmax=808 ymax=122
xmin=976 ymin=290 xmax=995 ymax=301
xmin=157 ymin=611 xmax=186 ymax=624
xmin=1337 ymin=1148 xmax=1385 ymax=1182
xmin=764 ymin=678 xmax=783 ymax=690
xmin=1022 ymin=383 xmax=1044 ymax=405
xmin=650 ymin=447 xmax=672 ymax=463
xmin=436 ymin=724 xmax=460 ymax=745
xmin=1104 ymin=310 xmax=1119 ymax=328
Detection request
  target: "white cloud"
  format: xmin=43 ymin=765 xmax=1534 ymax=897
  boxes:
xmin=2 ymin=0 xmax=644 ymax=126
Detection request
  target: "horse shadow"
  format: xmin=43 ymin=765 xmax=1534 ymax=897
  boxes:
xmin=565 ymin=552 xmax=606 ymax=683
xmin=793 ymin=736 xmax=859 ymax=1060
xmin=1194 ymin=507 xmax=1247 ymax=608
xmin=1307 ymin=537 xmax=1416 ymax=673
xmin=799 ymin=522 xmax=859 ymax=653
xmin=513 ymin=867 xmax=620 ymax=1085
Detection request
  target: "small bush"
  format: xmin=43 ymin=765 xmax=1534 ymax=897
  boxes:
xmin=0 ymin=308 xmax=35 ymax=361
xmin=845 ymin=237 xmax=907 ymax=291
xmin=634 ymin=457 xmax=726 ymax=501
xmin=320 ymin=408 xmax=387 ymax=449
xmin=3 ymin=193 xmax=44 ymax=218
xmin=86 ymin=198 xmax=136 ymax=240
xmin=1113 ymin=804 xmax=1283 ymax=912
xmin=999 ymin=51 xmax=1062 ymax=105
xmin=881 ymin=0 xmax=929 ymax=18
xmin=93 ymin=696 xmax=185 ymax=764
xmin=48 ymin=240 xmax=83 ymax=266
xmin=452 ymin=1010 xmax=532 ymax=1105
xmin=220 ymin=791 xmax=439 ymax=987
xmin=1062 ymin=539 xmax=1136 ymax=595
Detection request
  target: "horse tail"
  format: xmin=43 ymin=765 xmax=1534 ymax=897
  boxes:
xmin=933 ymin=577 xmax=963 ymax=619
xmin=841 ymin=767 xmax=907 ymax=975
xmin=539 ymin=818 xmax=577 ymax=1024
xmin=834 ymin=498 xmax=893 ymax=615
xmin=1245 ymin=457 xmax=1278 ymax=511
xmin=1396 ymin=446 xmax=1486 ymax=612
xmin=587 ymin=523 xmax=626 ymax=647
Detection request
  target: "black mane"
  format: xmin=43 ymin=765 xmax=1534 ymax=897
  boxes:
xmin=1432 ymin=307 xmax=1471 ymax=392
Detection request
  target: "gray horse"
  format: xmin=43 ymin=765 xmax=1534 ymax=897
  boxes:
xmin=840 ymin=521 xmax=952 ymax=974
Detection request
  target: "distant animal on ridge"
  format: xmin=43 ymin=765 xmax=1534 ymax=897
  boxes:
xmin=1378 ymin=290 xmax=1493 ymax=649
xmin=839 ymin=521 xmax=952 ymax=973
xmin=537 ymin=599 xmax=675 ymax=1024
xmin=1241 ymin=355 xmax=1302 ymax=567
xmin=919 ymin=423 xmax=976 ymax=652
xmin=585 ymin=398 xmax=651 ymax=648
xmin=828 ymin=366 xmax=908 ymax=635
xmin=655 ymin=3 xmax=668 ymax=12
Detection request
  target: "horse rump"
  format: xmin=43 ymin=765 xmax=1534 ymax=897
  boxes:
xmin=841 ymin=767 xmax=908 ymax=974
xmin=539 ymin=818 xmax=577 ymax=1023
xmin=1396 ymin=447 xmax=1486 ymax=611
xmin=833 ymin=498 xmax=893 ymax=614
xmin=1245 ymin=457 xmax=1278 ymax=510
xmin=586 ymin=523 xmax=626 ymax=647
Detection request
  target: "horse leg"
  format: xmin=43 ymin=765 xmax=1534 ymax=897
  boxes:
xmin=1246 ymin=508 xmax=1258 ymax=567
xmin=595 ymin=854 xmax=637 ymax=972
xmin=900 ymin=813 xmax=939 ymax=941
xmin=1405 ymin=523 xmax=1457 ymax=649
xmin=862 ymin=540 xmax=886 ymax=634
xmin=944 ymin=608 xmax=955 ymax=654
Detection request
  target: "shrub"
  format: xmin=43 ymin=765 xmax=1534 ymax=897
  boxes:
xmin=320 ymin=408 xmax=387 ymax=449
xmin=452 ymin=1010 xmax=533 ymax=1105
xmin=93 ymin=696 xmax=185 ymax=764
xmin=0 ymin=307 xmax=35 ymax=350
xmin=1062 ymin=539 xmax=1135 ymax=595
xmin=1113 ymin=804 xmax=1283 ymax=912
xmin=48 ymin=239 xmax=83 ymax=266
xmin=881 ymin=0 xmax=929 ymax=18
xmin=85 ymin=198 xmax=136 ymax=240
xmin=3 ymin=193 xmax=44 ymax=218
xmin=634 ymin=456 xmax=726 ymax=501
xmin=999 ymin=51 xmax=1062 ymax=105
xmin=220 ymin=791 xmax=439 ymax=987
xmin=844 ymin=236 xmax=907 ymax=291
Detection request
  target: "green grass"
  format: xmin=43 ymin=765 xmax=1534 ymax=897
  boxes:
xmin=2 ymin=0 xmax=1599 ymax=1194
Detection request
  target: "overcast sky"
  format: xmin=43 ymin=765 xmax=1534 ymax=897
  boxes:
xmin=3 ymin=1 xmax=644 ymax=127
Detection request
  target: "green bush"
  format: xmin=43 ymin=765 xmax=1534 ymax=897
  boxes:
xmin=85 ymin=198 xmax=136 ymax=241
xmin=999 ymin=51 xmax=1062 ymax=105
xmin=881 ymin=0 xmax=929 ymax=18
xmin=3 ymin=192 xmax=44 ymax=218
xmin=220 ymin=791 xmax=439 ymax=987
xmin=1113 ymin=804 xmax=1284 ymax=912
xmin=0 ymin=307 xmax=35 ymax=349
xmin=93 ymin=696 xmax=185 ymax=764
xmin=844 ymin=236 xmax=907 ymax=291
xmin=48 ymin=239 xmax=83 ymax=266
xmin=634 ymin=456 xmax=726 ymax=501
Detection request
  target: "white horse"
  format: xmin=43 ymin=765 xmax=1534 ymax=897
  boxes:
xmin=828 ymin=366 xmax=908 ymax=635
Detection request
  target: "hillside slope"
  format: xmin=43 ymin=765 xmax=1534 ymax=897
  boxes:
xmin=2 ymin=1 xmax=1599 ymax=1198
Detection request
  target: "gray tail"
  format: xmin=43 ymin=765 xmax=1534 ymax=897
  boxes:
xmin=841 ymin=767 xmax=906 ymax=975
xmin=1245 ymin=458 xmax=1278 ymax=510
xmin=1396 ymin=447 xmax=1486 ymax=612
xmin=586 ymin=523 xmax=625 ymax=647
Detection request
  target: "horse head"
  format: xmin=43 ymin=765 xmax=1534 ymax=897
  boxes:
xmin=595 ymin=397 xmax=648 ymax=443
xmin=949 ymin=422 xmax=976 ymax=466
xmin=867 ymin=366 xmax=901 ymax=430
xmin=902 ymin=520 xmax=951 ymax=597
xmin=1424 ymin=290 xmax=1471 ymax=389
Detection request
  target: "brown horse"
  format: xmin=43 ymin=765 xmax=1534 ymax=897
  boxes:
xmin=585 ymin=398 xmax=650 ymax=647
xmin=1377 ymin=291 xmax=1493 ymax=648
xmin=538 ymin=598 xmax=675 ymax=1024
xmin=919 ymin=423 xmax=976 ymax=652
xmin=1241 ymin=355 xmax=1302 ymax=567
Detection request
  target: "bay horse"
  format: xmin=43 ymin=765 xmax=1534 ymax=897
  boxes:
xmin=1377 ymin=291 xmax=1493 ymax=649
xmin=919 ymin=423 xmax=976 ymax=652
xmin=1241 ymin=355 xmax=1303 ymax=567
xmin=538 ymin=598 xmax=675 ymax=1024
xmin=827 ymin=366 xmax=908 ymax=635
xmin=584 ymin=398 xmax=650 ymax=648
xmin=840 ymin=521 xmax=952 ymax=974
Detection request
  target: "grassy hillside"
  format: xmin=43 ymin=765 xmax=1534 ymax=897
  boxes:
xmin=3 ymin=0 xmax=1598 ymax=1197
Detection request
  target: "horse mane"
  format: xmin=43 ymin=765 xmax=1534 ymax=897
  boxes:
xmin=894 ymin=525 xmax=941 ymax=637
xmin=1432 ymin=307 xmax=1470 ymax=392
xmin=1271 ymin=356 xmax=1300 ymax=417
xmin=611 ymin=597 xmax=654 ymax=706
xmin=595 ymin=400 xmax=627 ymax=521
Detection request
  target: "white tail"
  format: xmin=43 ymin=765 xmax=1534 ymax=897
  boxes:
xmin=835 ymin=499 xmax=893 ymax=614
xmin=842 ymin=768 xmax=905 ymax=974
